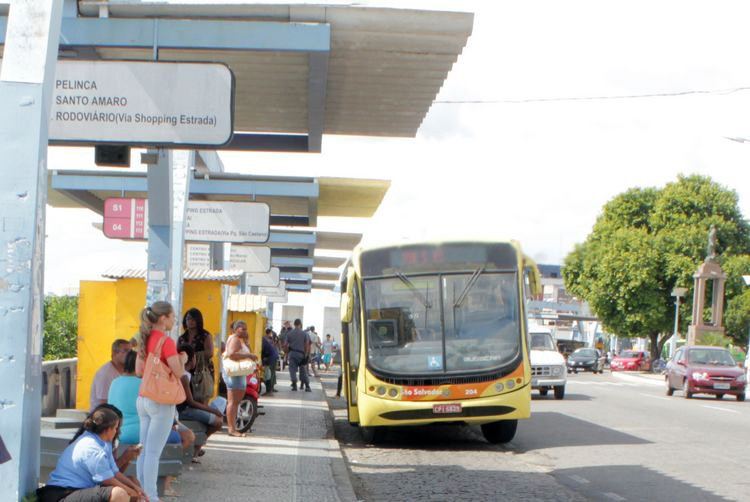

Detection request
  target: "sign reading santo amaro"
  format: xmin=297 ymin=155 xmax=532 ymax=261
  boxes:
xmin=50 ymin=60 xmax=234 ymax=147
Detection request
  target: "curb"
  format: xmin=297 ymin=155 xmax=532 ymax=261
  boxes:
xmin=316 ymin=374 xmax=359 ymax=502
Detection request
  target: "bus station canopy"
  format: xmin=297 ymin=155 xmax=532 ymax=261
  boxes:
xmin=48 ymin=169 xmax=388 ymax=291
xmin=0 ymin=2 xmax=474 ymax=151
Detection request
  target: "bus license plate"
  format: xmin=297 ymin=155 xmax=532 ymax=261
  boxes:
xmin=433 ymin=403 xmax=461 ymax=414
xmin=713 ymin=383 xmax=731 ymax=390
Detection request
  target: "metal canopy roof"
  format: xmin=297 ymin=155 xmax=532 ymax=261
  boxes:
xmin=0 ymin=2 xmax=473 ymax=151
xmin=73 ymin=2 xmax=474 ymax=141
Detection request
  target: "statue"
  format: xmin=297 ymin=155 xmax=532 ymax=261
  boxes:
xmin=707 ymin=225 xmax=718 ymax=263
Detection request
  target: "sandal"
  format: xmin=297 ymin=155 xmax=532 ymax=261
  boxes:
xmin=228 ymin=431 xmax=246 ymax=438
xmin=197 ymin=449 xmax=206 ymax=457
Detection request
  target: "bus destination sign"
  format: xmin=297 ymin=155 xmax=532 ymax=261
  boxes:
xmin=50 ymin=60 xmax=234 ymax=146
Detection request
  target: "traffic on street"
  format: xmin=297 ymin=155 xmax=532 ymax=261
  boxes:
xmin=322 ymin=370 xmax=748 ymax=501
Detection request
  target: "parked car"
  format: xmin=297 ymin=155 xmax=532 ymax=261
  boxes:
xmin=529 ymin=329 xmax=567 ymax=399
xmin=610 ymin=350 xmax=651 ymax=371
xmin=566 ymin=348 xmax=605 ymax=374
xmin=666 ymin=345 xmax=746 ymax=401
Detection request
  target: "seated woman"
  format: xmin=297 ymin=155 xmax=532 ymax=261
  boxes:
xmin=177 ymin=344 xmax=224 ymax=459
xmin=37 ymin=406 xmax=146 ymax=502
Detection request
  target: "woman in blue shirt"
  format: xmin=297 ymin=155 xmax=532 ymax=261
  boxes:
xmin=37 ymin=406 xmax=146 ymax=502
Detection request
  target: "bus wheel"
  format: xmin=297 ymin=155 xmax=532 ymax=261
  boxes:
xmin=481 ymin=420 xmax=517 ymax=444
xmin=361 ymin=426 xmax=386 ymax=444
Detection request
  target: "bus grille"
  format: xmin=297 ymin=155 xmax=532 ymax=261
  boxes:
xmin=373 ymin=370 xmax=511 ymax=387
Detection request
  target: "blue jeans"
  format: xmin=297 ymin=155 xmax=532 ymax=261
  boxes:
xmin=288 ymin=351 xmax=309 ymax=387
xmin=136 ymin=396 xmax=175 ymax=501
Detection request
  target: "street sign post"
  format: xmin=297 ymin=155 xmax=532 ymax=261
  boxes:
xmin=245 ymin=267 xmax=280 ymax=287
xmin=258 ymin=281 xmax=286 ymax=298
xmin=185 ymin=201 xmax=269 ymax=243
xmin=229 ymin=245 xmax=271 ymax=273
xmin=50 ymin=60 xmax=234 ymax=146
xmin=103 ymin=198 xmax=269 ymax=243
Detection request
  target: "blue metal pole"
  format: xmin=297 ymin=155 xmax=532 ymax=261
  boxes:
xmin=145 ymin=150 xmax=192 ymax=337
xmin=0 ymin=1 xmax=63 ymax=499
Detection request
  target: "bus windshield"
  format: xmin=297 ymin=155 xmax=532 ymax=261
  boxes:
xmin=363 ymin=272 xmax=520 ymax=375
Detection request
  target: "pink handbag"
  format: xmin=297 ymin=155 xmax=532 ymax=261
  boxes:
xmin=139 ymin=335 xmax=186 ymax=405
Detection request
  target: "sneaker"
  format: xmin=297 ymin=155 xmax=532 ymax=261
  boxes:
xmin=291 ymin=383 xmax=297 ymax=391
xmin=305 ymin=386 xmax=312 ymax=392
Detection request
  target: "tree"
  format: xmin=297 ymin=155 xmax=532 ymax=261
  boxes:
xmin=563 ymin=175 xmax=750 ymax=359
xmin=43 ymin=295 xmax=78 ymax=360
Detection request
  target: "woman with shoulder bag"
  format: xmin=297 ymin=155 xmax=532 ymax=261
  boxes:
xmin=223 ymin=320 xmax=258 ymax=438
xmin=178 ymin=308 xmax=215 ymax=403
xmin=135 ymin=301 xmax=185 ymax=502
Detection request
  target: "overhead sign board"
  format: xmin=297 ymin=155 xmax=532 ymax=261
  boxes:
xmin=245 ymin=267 xmax=280 ymax=287
xmin=103 ymin=198 xmax=148 ymax=239
xmin=229 ymin=245 xmax=271 ymax=273
xmin=186 ymin=244 xmax=212 ymax=270
xmin=103 ymin=198 xmax=269 ymax=244
xmin=185 ymin=201 xmax=269 ymax=243
xmin=265 ymin=292 xmax=288 ymax=304
xmin=50 ymin=60 xmax=234 ymax=146
xmin=258 ymin=281 xmax=286 ymax=298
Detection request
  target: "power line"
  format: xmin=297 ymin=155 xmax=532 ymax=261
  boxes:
xmin=434 ymin=85 xmax=750 ymax=104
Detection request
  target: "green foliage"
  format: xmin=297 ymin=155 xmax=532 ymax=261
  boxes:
xmin=699 ymin=332 xmax=733 ymax=347
xmin=563 ymin=174 xmax=750 ymax=353
xmin=43 ymin=295 xmax=78 ymax=361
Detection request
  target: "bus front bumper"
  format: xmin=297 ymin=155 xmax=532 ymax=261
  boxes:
xmin=357 ymin=385 xmax=531 ymax=427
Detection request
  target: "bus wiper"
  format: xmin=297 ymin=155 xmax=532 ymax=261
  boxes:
xmin=453 ymin=266 xmax=485 ymax=308
xmin=395 ymin=271 xmax=432 ymax=309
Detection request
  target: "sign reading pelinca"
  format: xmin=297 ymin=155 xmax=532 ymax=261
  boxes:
xmin=185 ymin=201 xmax=269 ymax=243
xmin=50 ymin=61 xmax=234 ymax=146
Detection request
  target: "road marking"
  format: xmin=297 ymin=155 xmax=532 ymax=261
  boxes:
xmin=568 ymin=474 xmax=590 ymax=485
xmin=702 ymin=405 xmax=740 ymax=414
xmin=611 ymin=372 xmax=664 ymax=386
xmin=603 ymin=492 xmax=627 ymax=501
xmin=638 ymin=392 xmax=671 ymax=401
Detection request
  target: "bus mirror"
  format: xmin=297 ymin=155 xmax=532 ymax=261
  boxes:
xmin=341 ymin=292 xmax=353 ymax=323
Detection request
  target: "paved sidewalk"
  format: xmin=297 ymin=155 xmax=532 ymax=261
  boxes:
xmin=167 ymin=371 xmax=357 ymax=501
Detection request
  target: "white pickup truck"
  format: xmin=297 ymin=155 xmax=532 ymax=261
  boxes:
xmin=529 ymin=327 xmax=566 ymax=399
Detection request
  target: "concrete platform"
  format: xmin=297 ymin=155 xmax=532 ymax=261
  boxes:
xmin=168 ymin=371 xmax=356 ymax=501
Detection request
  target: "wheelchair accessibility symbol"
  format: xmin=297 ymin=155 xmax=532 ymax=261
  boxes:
xmin=427 ymin=355 xmax=443 ymax=370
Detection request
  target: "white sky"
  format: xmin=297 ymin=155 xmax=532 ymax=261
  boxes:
xmin=43 ymin=1 xmax=750 ymax=327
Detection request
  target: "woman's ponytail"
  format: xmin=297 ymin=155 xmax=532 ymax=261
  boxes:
xmin=138 ymin=301 xmax=174 ymax=356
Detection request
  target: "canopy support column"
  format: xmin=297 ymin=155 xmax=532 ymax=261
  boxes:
xmin=0 ymin=1 xmax=63 ymax=499
xmin=145 ymin=150 xmax=193 ymax=334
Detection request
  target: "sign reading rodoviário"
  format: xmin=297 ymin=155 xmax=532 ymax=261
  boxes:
xmin=185 ymin=201 xmax=269 ymax=243
xmin=50 ymin=61 xmax=234 ymax=146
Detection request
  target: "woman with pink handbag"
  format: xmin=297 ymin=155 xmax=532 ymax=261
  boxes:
xmin=135 ymin=301 xmax=185 ymax=502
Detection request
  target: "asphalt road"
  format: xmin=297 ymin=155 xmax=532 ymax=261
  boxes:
xmin=320 ymin=370 xmax=750 ymax=502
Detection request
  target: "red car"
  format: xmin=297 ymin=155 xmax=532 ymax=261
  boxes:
xmin=665 ymin=345 xmax=746 ymax=401
xmin=610 ymin=350 xmax=650 ymax=371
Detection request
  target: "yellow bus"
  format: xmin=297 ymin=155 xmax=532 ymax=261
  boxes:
xmin=339 ymin=239 xmax=541 ymax=443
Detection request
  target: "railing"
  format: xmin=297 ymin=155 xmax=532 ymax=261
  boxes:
xmin=41 ymin=358 xmax=77 ymax=416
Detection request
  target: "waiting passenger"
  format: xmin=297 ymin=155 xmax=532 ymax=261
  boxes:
xmin=90 ymin=339 xmax=131 ymax=412
xmin=37 ymin=406 xmax=146 ymax=502
xmin=177 ymin=344 xmax=223 ymax=459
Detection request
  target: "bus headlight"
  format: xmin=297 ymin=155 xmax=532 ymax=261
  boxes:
xmin=388 ymin=388 xmax=399 ymax=398
xmin=506 ymin=379 xmax=515 ymax=390
xmin=495 ymin=382 xmax=504 ymax=392
xmin=377 ymin=386 xmax=387 ymax=396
